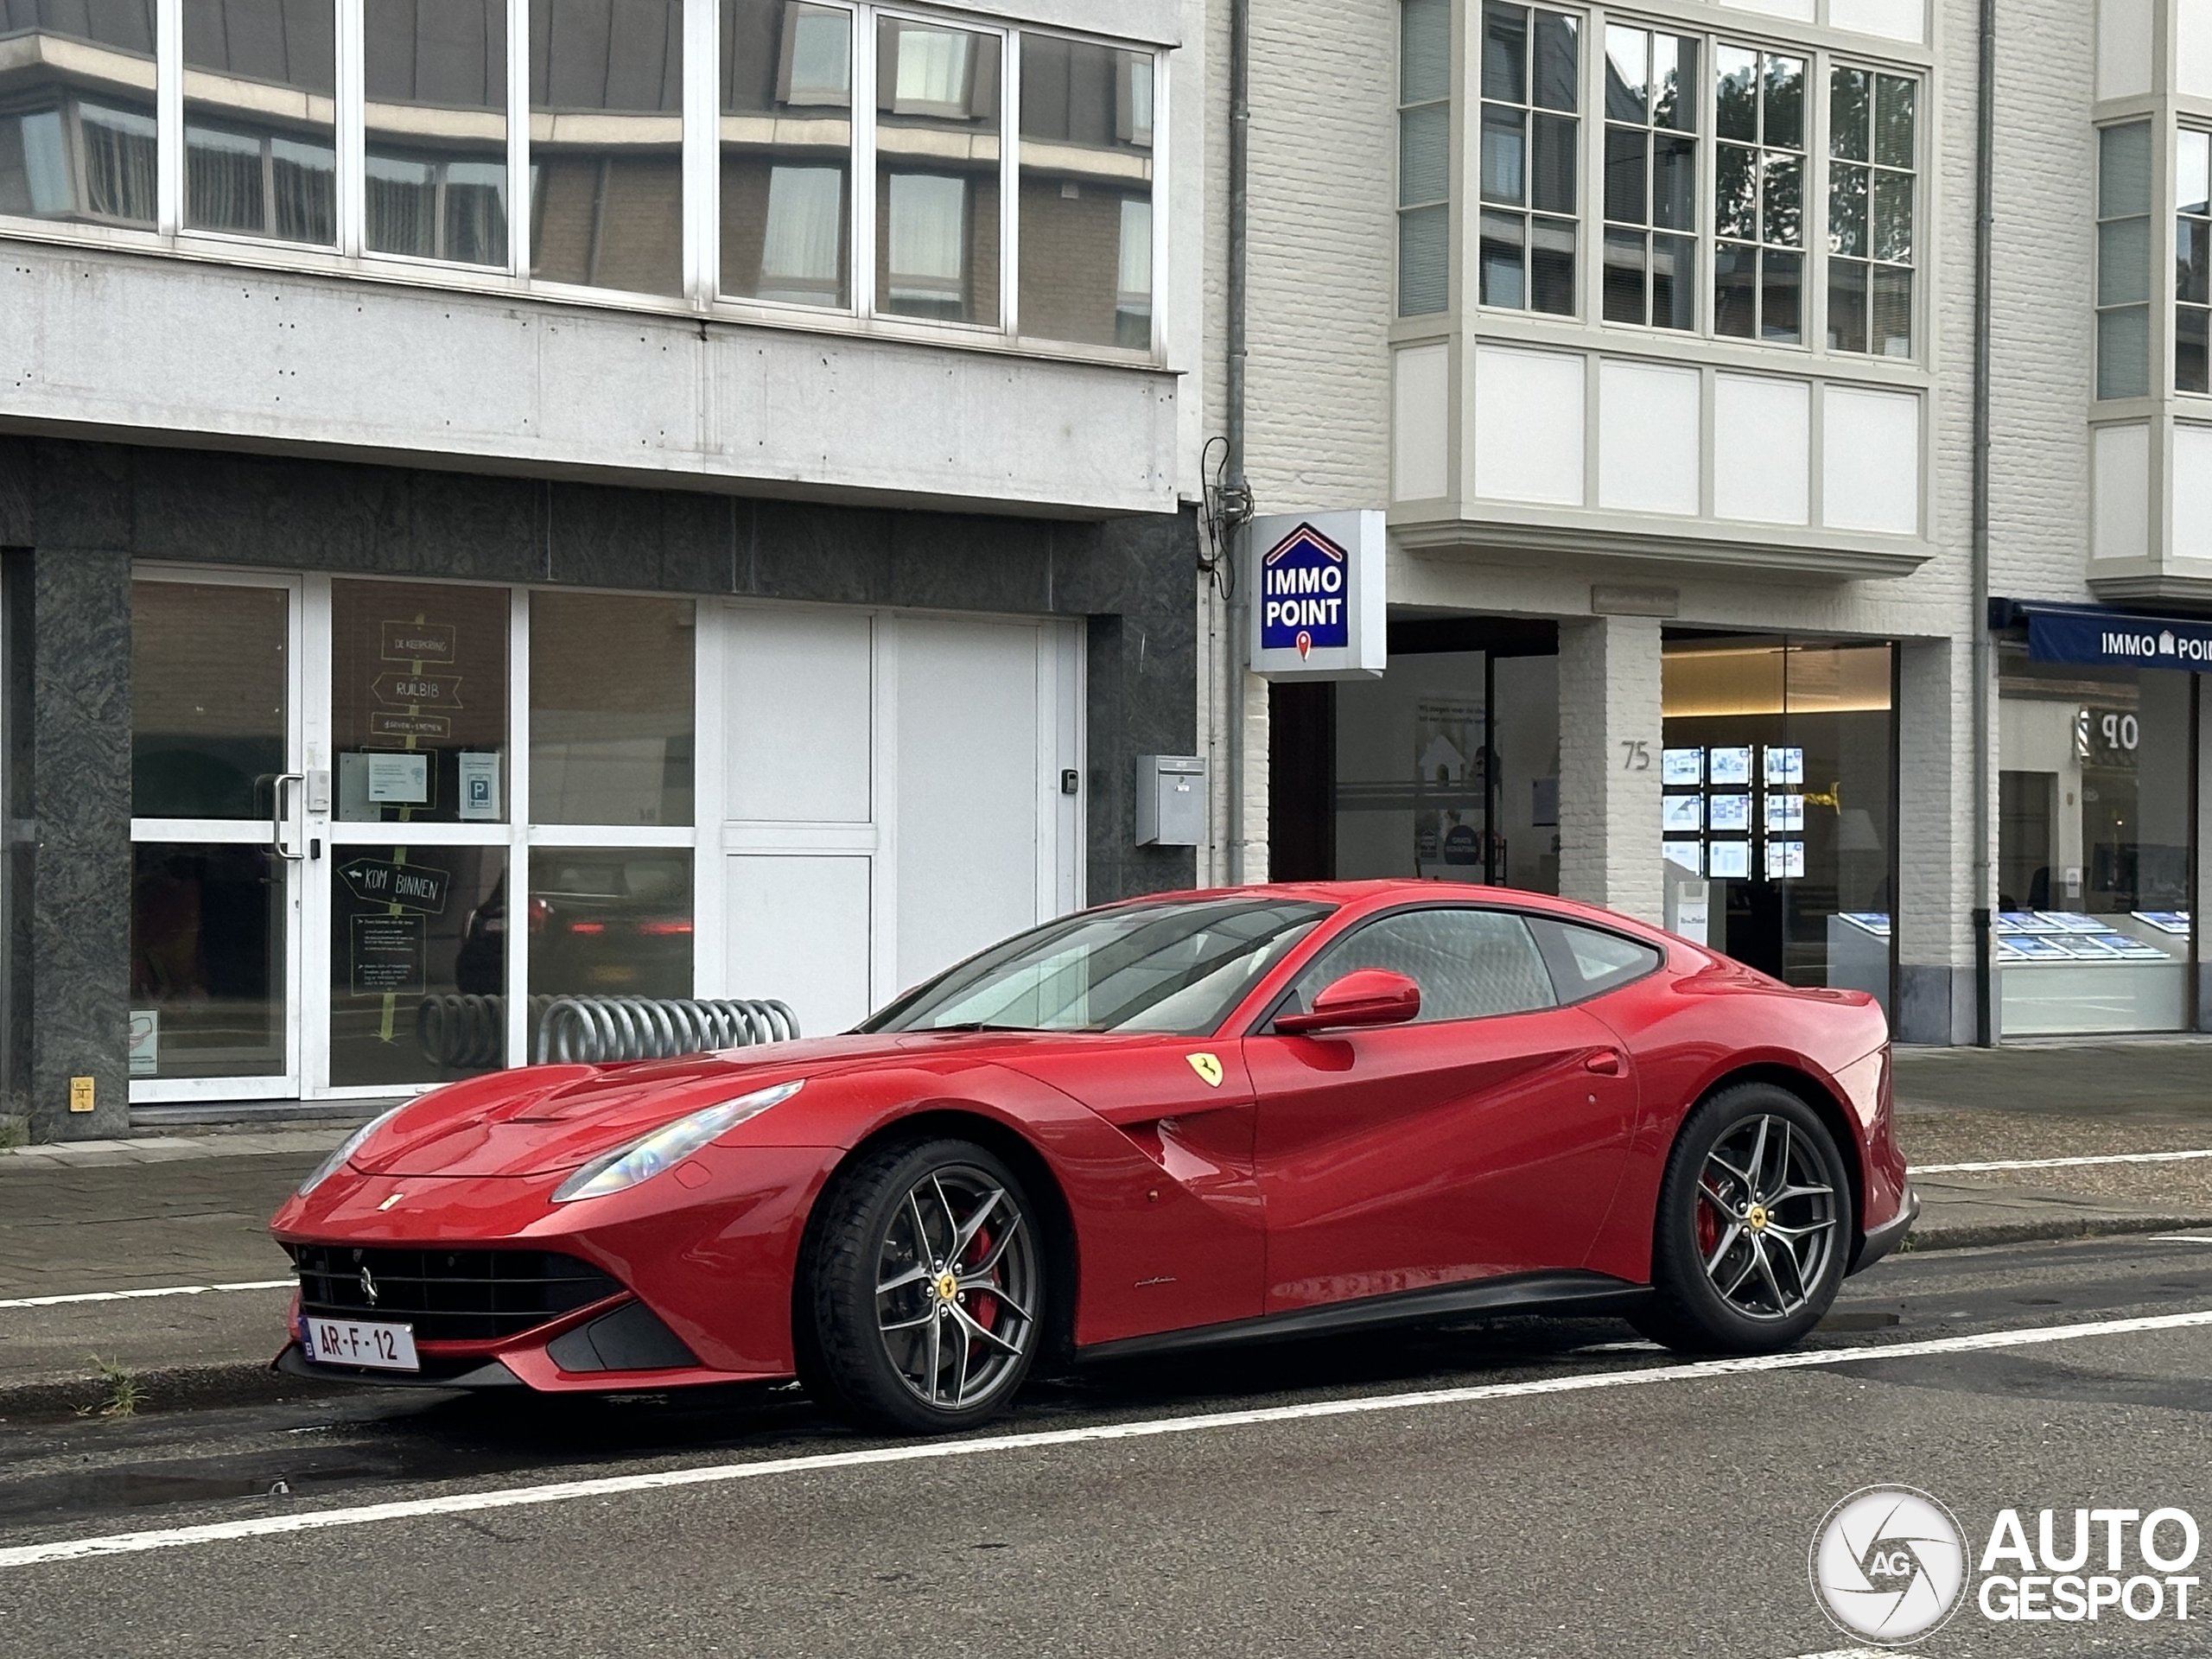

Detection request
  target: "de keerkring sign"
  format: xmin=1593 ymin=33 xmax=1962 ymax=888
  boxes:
xmin=1245 ymin=509 xmax=1386 ymax=682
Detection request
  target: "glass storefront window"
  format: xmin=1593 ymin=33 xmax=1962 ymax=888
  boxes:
xmin=875 ymin=15 xmax=1001 ymax=324
xmin=330 ymin=580 xmax=509 ymax=825
xmin=329 ymin=843 xmax=506 ymax=1085
xmin=531 ymin=0 xmax=684 ymax=297
xmin=131 ymin=842 xmax=286 ymax=1078
xmin=530 ymin=591 xmax=695 ymax=824
xmin=721 ymin=0 xmax=853 ymax=308
xmin=1661 ymin=637 xmax=1896 ymax=1013
xmin=0 ymin=1 xmax=158 ymax=227
xmin=183 ymin=0 xmax=337 ymax=245
xmin=1998 ymin=652 xmax=2195 ymax=1035
xmin=363 ymin=0 xmax=509 ymax=267
xmin=132 ymin=581 xmax=290 ymax=820
xmin=527 ymin=849 xmax=693 ymax=1000
xmin=1016 ymin=35 xmax=1154 ymax=349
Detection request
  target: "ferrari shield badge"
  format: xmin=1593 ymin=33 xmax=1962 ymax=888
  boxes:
xmin=1186 ymin=1052 xmax=1224 ymax=1088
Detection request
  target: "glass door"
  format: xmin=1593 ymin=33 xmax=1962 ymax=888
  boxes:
xmin=130 ymin=575 xmax=303 ymax=1099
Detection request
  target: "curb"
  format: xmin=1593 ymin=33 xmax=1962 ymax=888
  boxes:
xmin=1902 ymin=1212 xmax=2212 ymax=1254
xmin=0 ymin=1359 xmax=348 ymax=1425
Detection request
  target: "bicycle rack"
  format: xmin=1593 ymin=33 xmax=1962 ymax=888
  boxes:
xmin=415 ymin=995 xmax=800 ymax=1069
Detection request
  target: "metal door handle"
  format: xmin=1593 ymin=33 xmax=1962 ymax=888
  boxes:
xmin=270 ymin=772 xmax=305 ymax=861
xmin=1583 ymin=1050 xmax=1624 ymax=1076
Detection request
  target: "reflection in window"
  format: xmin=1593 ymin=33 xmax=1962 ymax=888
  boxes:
xmin=1601 ymin=24 xmax=1697 ymax=330
xmin=183 ymin=0 xmax=336 ymax=244
xmin=1827 ymin=66 xmax=1916 ymax=357
xmin=529 ymin=592 xmax=696 ymax=826
xmin=364 ymin=0 xmax=508 ymax=267
xmin=527 ymin=849 xmax=694 ymax=1003
xmin=531 ymin=0 xmax=683 ymax=297
xmin=0 ymin=1 xmax=158 ymax=227
xmin=329 ymin=579 xmax=510 ymax=826
xmin=1713 ymin=44 xmax=1804 ymax=343
xmin=1018 ymin=35 xmax=1153 ymax=348
xmin=876 ymin=16 xmax=999 ymax=324
xmin=2097 ymin=123 xmax=2152 ymax=400
xmin=131 ymin=581 xmax=290 ymax=821
xmin=2178 ymin=130 xmax=2209 ymax=393
xmin=722 ymin=0 xmax=851 ymax=308
xmin=132 ymin=843 xmax=287 ymax=1078
xmin=330 ymin=844 xmax=507 ymax=1085
xmin=1479 ymin=1 xmax=1579 ymax=315
xmin=1396 ymin=0 xmax=1451 ymax=316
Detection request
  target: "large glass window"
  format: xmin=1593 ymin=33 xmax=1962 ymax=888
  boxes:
xmin=1998 ymin=652 xmax=2195 ymax=1035
xmin=1601 ymin=24 xmax=1697 ymax=330
xmin=1827 ymin=64 xmax=1915 ymax=357
xmin=528 ymin=592 xmax=695 ymax=825
xmin=0 ymin=0 xmax=158 ymax=227
xmin=721 ymin=0 xmax=853 ymax=308
xmin=2099 ymin=121 xmax=2152 ymax=401
xmin=1396 ymin=0 xmax=1450 ymax=317
xmin=2180 ymin=129 xmax=2209 ymax=394
xmin=132 ymin=580 xmax=290 ymax=820
xmin=363 ymin=0 xmax=509 ymax=267
xmin=531 ymin=0 xmax=684 ymax=297
xmin=1287 ymin=908 xmax=1557 ymax=1023
xmin=1478 ymin=1 xmax=1577 ymax=315
xmin=1017 ymin=34 xmax=1153 ymax=348
xmin=1661 ymin=638 xmax=1897 ymax=1014
xmin=330 ymin=842 xmax=506 ymax=1085
xmin=329 ymin=580 xmax=509 ymax=826
xmin=182 ymin=0 xmax=336 ymax=244
xmin=526 ymin=848 xmax=694 ymax=1002
xmin=1713 ymin=45 xmax=1804 ymax=343
xmin=874 ymin=15 xmax=1001 ymax=324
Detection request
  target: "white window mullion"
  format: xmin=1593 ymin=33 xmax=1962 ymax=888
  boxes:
xmin=1000 ymin=25 xmax=1019 ymax=338
xmin=509 ymin=0 xmax=532 ymax=281
xmin=156 ymin=0 xmax=182 ymax=234
xmin=336 ymin=0 xmax=365 ymax=258
xmin=852 ymin=3 xmax=877 ymax=316
xmin=684 ymin=0 xmax=719 ymax=305
xmin=505 ymin=585 xmax=532 ymax=1068
xmin=1147 ymin=47 xmax=1166 ymax=358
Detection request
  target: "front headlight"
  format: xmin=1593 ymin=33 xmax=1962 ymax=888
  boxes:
xmin=298 ymin=1104 xmax=407 ymax=1198
xmin=550 ymin=1080 xmax=804 ymax=1205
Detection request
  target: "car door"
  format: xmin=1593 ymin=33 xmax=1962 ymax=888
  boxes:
xmin=1243 ymin=906 xmax=1640 ymax=1314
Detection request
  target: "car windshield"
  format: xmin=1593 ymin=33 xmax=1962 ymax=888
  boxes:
xmin=862 ymin=898 xmax=1333 ymax=1037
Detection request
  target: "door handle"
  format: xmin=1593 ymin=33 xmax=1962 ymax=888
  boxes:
xmin=1583 ymin=1050 xmax=1624 ymax=1076
xmin=270 ymin=772 xmax=305 ymax=862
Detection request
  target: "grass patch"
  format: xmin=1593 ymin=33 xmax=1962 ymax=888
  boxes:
xmin=81 ymin=1356 xmax=142 ymax=1420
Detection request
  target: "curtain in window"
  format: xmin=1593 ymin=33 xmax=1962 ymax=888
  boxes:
xmin=366 ymin=155 xmax=436 ymax=256
xmin=887 ymin=171 xmax=965 ymax=311
xmin=760 ymin=164 xmax=843 ymax=300
xmin=896 ymin=28 xmax=969 ymax=108
xmin=187 ymin=124 xmax=265 ymax=232
xmin=444 ymin=161 xmax=507 ymax=266
xmin=270 ymin=136 xmax=334 ymax=242
xmin=81 ymin=103 xmax=158 ymax=222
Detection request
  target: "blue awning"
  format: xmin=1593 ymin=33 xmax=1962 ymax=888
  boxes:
xmin=1992 ymin=600 xmax=2212 ymax=671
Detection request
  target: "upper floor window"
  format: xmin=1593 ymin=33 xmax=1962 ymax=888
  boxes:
xmin=1713 ymin=44 xmax=1804 ymax=344
xmin=183 ymin=0 xmax=337 ymax=245
xmin=1601 ymin=24 xmax=1697 ymax=330
xmin=721 ymin=0 xmax=855 ymax=308
xmin=365 ymin=0 xmax=511 ymax=268
xmin=2180 ymin=129 xmax=2209 ymax=394
xmin=1826 ymin=65 xmax=1914 ymax=357
xmin=1018 ymin=34 xmax=1156 ymax=348
xmin=875 ymin=16 xmax=1001 ymax=325
xmin=1397 ymin=0 xmax=1451 ymax=316
xmin=2098 ymin=121 xmax=2152 ymax=401
xmin=0 ymin=1 xmax=157 ymax=227
xmin=1479 ymin=1 xmax=1579 ymax=316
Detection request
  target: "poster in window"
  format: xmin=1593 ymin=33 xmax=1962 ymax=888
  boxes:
xmin=1708 ymin=840 xmax=1751 ymax=879
xmin=1765 ymin=839 xmax=1807 ymax=880
xmin=1764 ymin=746 xmax=1805 ymax=785
xmin=1662 ymin=747 xmax=1704 ymax=785
xmin=1709 ymin=793 xmax=1751 ymax=832
xmin=1765 ymin=792 xmax=1805 ymax=832
xmin=1662 ymin=796 xmax=1703 ymax=833
xmin=1663 ymin=839 xmax=1702 ymax=874
xmin=1413 ymin=698 xmax=1484 ymax=875
xmin=1710 ymin=747 xmax=1753 ymax=786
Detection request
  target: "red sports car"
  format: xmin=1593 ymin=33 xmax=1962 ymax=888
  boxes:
xmin=272 ymin=882 xmax=1916 ymax=1433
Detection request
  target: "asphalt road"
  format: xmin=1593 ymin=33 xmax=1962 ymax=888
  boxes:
xmin=5 ymin=1237 xmax=2212 ymax=1657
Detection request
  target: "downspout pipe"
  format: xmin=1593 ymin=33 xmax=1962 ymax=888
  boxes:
xmin=1970 ymin=0 xmax=1996 ymax=1045
xmin=1224 ymin=0 xmax=1251 ymax=886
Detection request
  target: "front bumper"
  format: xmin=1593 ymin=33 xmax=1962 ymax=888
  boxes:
xmin=1849 ymin=1179 xmax=1920 ymax=1274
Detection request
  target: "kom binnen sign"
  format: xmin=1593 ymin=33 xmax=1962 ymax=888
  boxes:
xmin=1245 ymin=510 xmax=1387 ymax=681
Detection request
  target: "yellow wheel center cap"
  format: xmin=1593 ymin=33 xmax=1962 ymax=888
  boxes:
xmin=1746 ymin=1204 xmax=1770 ymax=1232
xmin=935 ymin=1272 xmax=961 ymax=1303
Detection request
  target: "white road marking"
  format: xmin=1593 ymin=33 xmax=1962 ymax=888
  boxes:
xmin=1916 ymin=1147 xmax=2212 ymax=1173
xmin=1784 ymin=1650 xmax=1895 ymax=1658
xmin=5 ymin=1306 xmax=2212 ymax=1570
xmin=0 ymin=1281 xmax=292 ymax=1311
xmin=2150 ymin=1236 xmax=2212 ymax=1244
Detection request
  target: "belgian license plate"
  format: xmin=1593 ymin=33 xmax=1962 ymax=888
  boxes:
xmin=302 ymin=1316 xmax=420 ymax=1373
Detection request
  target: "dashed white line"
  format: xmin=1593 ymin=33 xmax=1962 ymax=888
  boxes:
xmin=0 ymin=1281 xmax=292 ymax=1311
xmin=1916 ymin=1147 xmax=2212 ymax=1173
xmin=5 ymin=1306 xmax=2212 ymax=1570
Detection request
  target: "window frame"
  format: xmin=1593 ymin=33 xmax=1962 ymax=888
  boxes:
xmin=1475 ymin=0 xmax=1584 ymax=320
xmin=2096 ymin=118 xmax=2155 ymax=404
xmin=2177 ymin=124 xmax=2210 ymax=397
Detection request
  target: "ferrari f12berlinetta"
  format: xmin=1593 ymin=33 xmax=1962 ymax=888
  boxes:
xmin=273 ymin=882 xmax=1915 ymax=1432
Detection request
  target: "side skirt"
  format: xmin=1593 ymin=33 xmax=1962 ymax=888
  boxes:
xmin=1074 ymin=1270 xmax=1651 ymax=1364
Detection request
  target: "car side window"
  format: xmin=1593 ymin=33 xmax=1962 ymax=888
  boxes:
xmin=1532 ymin=918 xmax=1664 ymax=1002
xmin=1286 ymin=909 xmax=1557 ymax=1025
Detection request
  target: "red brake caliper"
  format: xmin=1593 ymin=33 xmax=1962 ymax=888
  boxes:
xmin=1694 ymin=1185 xmax=1720 ymax=1259
xmin=963 ymin=1224 xmax=999 ymax=1334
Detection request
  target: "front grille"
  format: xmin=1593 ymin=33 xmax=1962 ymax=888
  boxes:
xmin=289 ymin=1245 xmax=622 ymax=1342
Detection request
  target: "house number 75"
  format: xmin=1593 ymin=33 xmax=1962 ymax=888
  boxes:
xmin=1620 ymin=741 xmax=1652 ymax=771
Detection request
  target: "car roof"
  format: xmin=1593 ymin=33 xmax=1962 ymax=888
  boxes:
xmin=1098 ymin=880 xmax=1686 ymax=945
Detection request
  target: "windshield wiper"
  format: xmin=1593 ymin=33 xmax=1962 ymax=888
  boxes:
xmin=924 ymin=1021 xmax=1048 ymax=1033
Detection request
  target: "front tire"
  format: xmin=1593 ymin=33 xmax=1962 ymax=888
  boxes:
xmin=797 ymin=1137 xmax=1045 ymax=1433
xmin=1633 ymin=1084 xmax=1851 ymax=1355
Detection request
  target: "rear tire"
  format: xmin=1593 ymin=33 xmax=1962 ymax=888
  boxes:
xmin=796 ymin=1137 xmax=1045 ymax=1433
xmin=1632 ymin=1084 xmax=1850 ymax=1355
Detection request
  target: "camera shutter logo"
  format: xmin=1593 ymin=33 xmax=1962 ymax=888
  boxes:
xmin=1809 ymin=1486 xmax=1968 ymax=1645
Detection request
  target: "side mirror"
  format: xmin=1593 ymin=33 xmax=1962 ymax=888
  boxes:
xmin=1274 ymin=969 xmax=1422 ymax=1035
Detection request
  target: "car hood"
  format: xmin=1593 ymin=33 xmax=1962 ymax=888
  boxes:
xmin=349 ymin=1028 xmax=1082 ymax=1179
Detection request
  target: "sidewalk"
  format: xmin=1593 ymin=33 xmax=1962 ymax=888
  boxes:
xmin=3 ymin=1041 xmax=2210 ymax=1419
